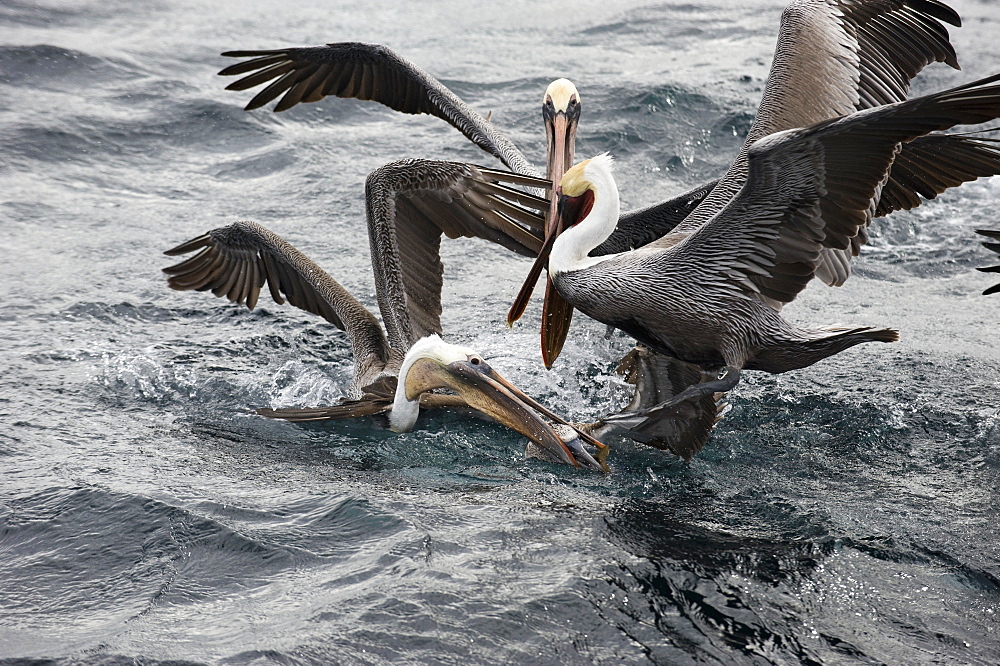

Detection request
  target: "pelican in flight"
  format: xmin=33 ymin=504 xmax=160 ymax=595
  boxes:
xmin=979 ymin=230 xmax=1000 ymax=295
xmin=519 ymin=73 xmax=1000 ymax=426
xmin=162 ymin=166 xmax=606 ymax=471
xmin=510 ymin=0 xmax=999 ymax=346
xmin=498 ymin=0 xmax=1000 ymax=456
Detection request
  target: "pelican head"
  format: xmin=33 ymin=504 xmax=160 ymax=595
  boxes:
xmin=542 ymin=79 xmax=581 ymax=192
xmin=504 ymin=79 xmax=582 ymax=369
xmin=389 ymin=335 xmax=603 ymax=470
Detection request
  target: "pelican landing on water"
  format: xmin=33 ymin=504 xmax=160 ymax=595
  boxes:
xmin=517 ymin=73 xmax=1000 ymax=425
xmin=510 ymin=0 xmax=1000 ymax=357
xmin=162 ymin=165 xmax=608 ymax=471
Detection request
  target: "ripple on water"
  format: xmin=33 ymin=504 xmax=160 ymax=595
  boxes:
xmin=0 ymin=45 xmax=134 ymax=85
xmin=0 ymin=485 xmax=410 ymax=659
xmin=3 ymin=100 xmax=275 ymax=172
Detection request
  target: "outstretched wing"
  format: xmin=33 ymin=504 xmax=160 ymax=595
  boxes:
xmin=599 ymin=346 xmax=729 ymax=461
xmin=668 ymin=73 xmax=1000 ymax=306
xmin=814 ymin=133 xmax=1000 ymax=286
xmin=364 ymin=160 xmax=550 ymax=349
xmin=163 ymin=220 xmax=392 ymax=385
xmin=672 ymin=0 xmax=962 ymax=236
xmin=978 ymin=229 xmax=1000 ymax=296
xmin=876 ymin=135 xmax=1000 ymax=216
xmin=750 ymin=0 xmax=959 ymax=144
xmin=257 ymin=376 xmax=399 ymax=422
xmin=258 ymin=401 xmax=392 ymax=422
xmin=219 ymin=42 xmax=535 ymax=175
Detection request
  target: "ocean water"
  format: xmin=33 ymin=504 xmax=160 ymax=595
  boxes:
xmin=1 ymin=0 xmax=999 ymax=663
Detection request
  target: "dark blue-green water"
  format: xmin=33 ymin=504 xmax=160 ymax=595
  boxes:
xmin=1 ymin=0 xmax=998 ymax=663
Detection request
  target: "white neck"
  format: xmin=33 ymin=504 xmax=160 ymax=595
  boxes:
xmin=388 ymin=337 xmax=433 ymax=432
xmin=548 ymin=162 xmax=621 ymax=276
xmin=388 ymin=383 xmax=420 ymax=432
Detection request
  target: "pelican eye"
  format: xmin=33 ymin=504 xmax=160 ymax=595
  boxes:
xmin=469 ymin=356 xmax=482 ymax=365
xmin=569 ymin=97 xmax=579 ymax=108
xmin=544 ymin=98 xmax=554 ymax=108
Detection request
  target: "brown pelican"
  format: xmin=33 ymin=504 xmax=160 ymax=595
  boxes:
xmin=510 ymin=0 xmax=994 ymax=345
xmin=161 ymin=165 xmax=606 ymax=471
xmin=498 ymin=0 xmax=1000 ymax=456
xmin=521 ymin=73 xmax=1000 ymax=425
xmin=979 ymin=229 xmax=1000 ymax=295
xmin=217 ymin=0 xmax=1000 ymax=460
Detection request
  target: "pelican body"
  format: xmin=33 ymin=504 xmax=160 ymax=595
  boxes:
xmin=529 ymin=73 xmax=1000 ymax=415
xmin=508 ymin=0 xmax=1000 ymax=359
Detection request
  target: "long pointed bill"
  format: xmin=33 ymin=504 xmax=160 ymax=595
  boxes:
xmin=507 ymin=226 xmax=559 ymax=326
xmin=540 ymin=274 xmax=574 ymax=368
xmin=507 ymin=184 xmax=593 ymax=329
xmin=476 ymin=365 xmax=609 ymax=473
xmin=539 ymin=111 xmax=577 ymax=369
xmin=441 ymin=360 xmax=603 ymax=471
xmin=506 ymin=106 xmax=578 ymax=369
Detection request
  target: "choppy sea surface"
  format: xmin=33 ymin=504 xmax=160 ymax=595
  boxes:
xmin=2 ymin=0 xmax=999 ymax=663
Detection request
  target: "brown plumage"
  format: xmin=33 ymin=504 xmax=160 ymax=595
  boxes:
xmin=664 ymin=0 xmax=965 ymax=290
xmin=162 ymin=160 xmax=610 ymax=469
xmin=218 ymin=0 xmax=994 ymax=461
xmin=163 ymin=218 xmax=606 ymax=470
xmin=588 ymin=347 xmax=729 ymax=461
xmin=504 ymin=0 xmax=1000 ymax=458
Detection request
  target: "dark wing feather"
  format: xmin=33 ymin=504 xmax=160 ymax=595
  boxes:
xmin=257 ymin=401 xmax=392 ymax=422
xmin=755 ymin=0 xmax=958 ymax=134
xmin=220 ymin=42 xmax=534 ymax=174
xmin=670 ymin=73 xmax=1000 ymax=306
xmin=978 ymin=229 xmax=1000 ymax=296
xmin=163 ymin=221 xmax=392 ymax=384
xmin=876 ymin=135 xmax=1000 ymax=217
xmin=810 ymin=133 xmax=1000 ymax=287
xmin=257 ymin=375 xmax=398 ymax=422
xmin=364 ymin=160 xmax=549 ymax=349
